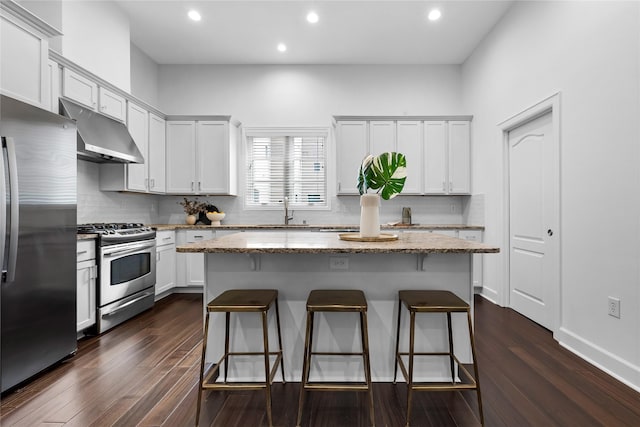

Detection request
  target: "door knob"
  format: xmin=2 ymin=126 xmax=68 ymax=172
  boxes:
xmin=547 ymin=229 xmax=553 ymax=236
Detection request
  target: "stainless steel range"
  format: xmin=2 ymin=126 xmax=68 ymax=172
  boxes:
xmin=77 ymin=223 xmax=156 ymax=333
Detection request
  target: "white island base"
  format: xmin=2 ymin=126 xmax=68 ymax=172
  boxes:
xmin=202 ymin=252 xmax=476 ymax=383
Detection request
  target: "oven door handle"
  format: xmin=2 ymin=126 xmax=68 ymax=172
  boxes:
xmin=103 ymin=241 xmax=156 ymax=258
xmin=102 ymin=291 xmax=155 ymax=317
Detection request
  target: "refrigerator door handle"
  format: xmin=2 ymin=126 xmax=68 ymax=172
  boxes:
xmin=3 ymin=137 xmax=19 ymax=283
xmin=0 ymin=138 xmax=6 ymax=281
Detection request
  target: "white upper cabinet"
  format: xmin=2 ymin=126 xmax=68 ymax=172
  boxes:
xmin=148 ymin=114 xmax=166 ymax=193
xmin=166 ymin=118 xmax=238 ymax=195
xmin=448 ymin=121 xmax=471 ymax=194
xmin=125 ymin=102 xmax=150 ymax=192
xmin=424 ymin=120 xmax=470 ymax=195
xmin=336 ymin=117 xmax=471 ymax=196
xmin=369 ymin=121 xmax=396 ymax=154
xmin=424 ymin=121 xmax=448 ymax=194
xmin=0 ymin=2 xmax=59 ymax=109
xmin=396 ymin=121 xmax=423 ymax=195
xmin=98 ymin=87 xmax=126 ymax=122
xmin=166 ymin=121 xmax=197 ymax=193
xmin=62 ymin=68 xmax=98 ymax=109
xmin=336 ymin=120 xmax=368 ymax=195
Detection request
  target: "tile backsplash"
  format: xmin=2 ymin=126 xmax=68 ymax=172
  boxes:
xmin=78 ymin=160 xmax=483 ymax=226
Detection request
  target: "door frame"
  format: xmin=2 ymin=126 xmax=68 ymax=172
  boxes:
xmin=498 ymin=92 xmax=561 ymax=335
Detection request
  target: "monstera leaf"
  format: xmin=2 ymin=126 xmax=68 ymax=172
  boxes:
xmin=357 ymin=152 xmax=407 ymax=200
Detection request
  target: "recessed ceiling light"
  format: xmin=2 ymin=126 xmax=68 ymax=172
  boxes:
xmin=306 ymin=11 xmax=319 ymax=24
xmin=428 ymin=9 xmax=441 ymax=21
xmin=188 ymin=10 xmax=201 ymax=21
xmin=277 ymin=43 xmax=287 ymax=52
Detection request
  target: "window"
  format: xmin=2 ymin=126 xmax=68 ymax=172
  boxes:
xmin=245 ymin=128 xmax=328 ymax=209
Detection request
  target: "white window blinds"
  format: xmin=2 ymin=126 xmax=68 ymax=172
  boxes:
xmin=245 ymin=134 xmax=327 ymax=208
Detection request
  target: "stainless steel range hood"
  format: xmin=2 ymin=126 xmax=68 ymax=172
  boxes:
xmin=60 ymin=98 xmax=144 ymax=163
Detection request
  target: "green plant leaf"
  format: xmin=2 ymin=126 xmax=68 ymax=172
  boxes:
xmin=358 ymin=152 xmax=407 ymax=200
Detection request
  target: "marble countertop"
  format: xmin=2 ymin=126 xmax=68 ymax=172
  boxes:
xmin=77 ymin=234 xmax=98 ymax=240
xmin=152 ymin=223 xmax=484 ymax=231
xmin=176 ymin=231 xmax=500 ymax=254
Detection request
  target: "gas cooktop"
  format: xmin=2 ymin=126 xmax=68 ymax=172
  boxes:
xmin=77 ymin=223 xmax=156 ymax=245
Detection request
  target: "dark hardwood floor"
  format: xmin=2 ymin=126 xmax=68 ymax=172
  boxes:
xmin=2 ymin=293 xmax=640 ymax=426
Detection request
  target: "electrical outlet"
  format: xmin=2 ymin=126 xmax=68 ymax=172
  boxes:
xmin=450 ymin=204 xmax=456 ymax=213
xmin=608 ymin=297 xmax=621 ymax=318
xmin=329 ymin=257 xmax=349 ymax=270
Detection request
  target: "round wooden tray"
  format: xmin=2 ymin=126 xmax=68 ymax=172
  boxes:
xmin=338 ymin=232 xmax=399 ymax=242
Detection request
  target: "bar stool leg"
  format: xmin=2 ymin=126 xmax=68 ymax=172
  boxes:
xmin=261 ymin=310 xmax=274 ymax=427
xmin=406 ymin=311 xmax=416 ymax=427
xmin=275 ymin=297 xmax=286 ymax=383
xmin=446 ymin=312 xmax=455 ymax=384
xmin=296 ymin=311 xmax=314 ymax=427
xmin=360 ymin=311 xmax=375 ymax=427
xmin=195 ymin=311 xmax=210 ymax=427
xmin=467 ymin=310 xmax=485 ymax=426
xmin=224 ymin=312 xmax=230 ymax=383
xmin=393 ymin=300 xmax=402 ymax=384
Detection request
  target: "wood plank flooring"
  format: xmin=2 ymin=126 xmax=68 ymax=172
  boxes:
xmin=2 ymin=293 xmax=640 ymax=426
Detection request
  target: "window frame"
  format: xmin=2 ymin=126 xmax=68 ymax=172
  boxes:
xmin=242 ymin=127 xmax=332 ymax=211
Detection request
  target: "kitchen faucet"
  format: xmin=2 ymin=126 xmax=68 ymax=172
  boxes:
xmin=283 ymin=197 xmax=294 ymax=225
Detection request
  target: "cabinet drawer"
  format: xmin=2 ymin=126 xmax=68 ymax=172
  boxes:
xmin=156 ymin=230 xmax=176 ymax=246
xmin=186 ymin=230 xmax=214 ymax=243
xmin=77 ymin=240 xmax=96 ymax=262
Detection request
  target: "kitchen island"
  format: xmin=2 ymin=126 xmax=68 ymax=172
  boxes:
xmin=177 ymin=231 xmax=499 ymax=382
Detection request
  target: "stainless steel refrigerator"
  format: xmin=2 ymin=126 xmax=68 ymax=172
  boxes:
xmin=1 ymin=95 xmax=78 ymax=393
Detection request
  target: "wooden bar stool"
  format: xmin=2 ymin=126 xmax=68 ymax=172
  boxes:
xmin=296 ymin=289 xmax=375 ymax=427
xmin=393 ymin=290 xmax=484 ymax=426
xmin=195 ymin=289 xmax=285 ymax=427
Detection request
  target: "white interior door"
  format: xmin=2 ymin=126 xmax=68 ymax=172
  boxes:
xmin=508 ymin=111 xmax=558 ymax=330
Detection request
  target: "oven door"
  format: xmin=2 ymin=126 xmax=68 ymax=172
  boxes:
xmin=99 ymin=239 xmax=156 ymax=307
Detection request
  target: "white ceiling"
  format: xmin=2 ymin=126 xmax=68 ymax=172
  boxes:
xmin=115 ymin=0 xmax=514 ymax=65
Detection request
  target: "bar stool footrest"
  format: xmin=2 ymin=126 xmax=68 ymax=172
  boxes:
xmin=303 ymin=382 xmax=370 ymax=391
xmin=203 ymin=352 xmax=284 ymax=388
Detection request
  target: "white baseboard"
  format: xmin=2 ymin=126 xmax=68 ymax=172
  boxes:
xmin=557 ymin=327 xmax=640 ymax=393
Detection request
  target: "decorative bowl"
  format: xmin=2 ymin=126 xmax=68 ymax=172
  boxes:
xmin=206 ymin=212 xmax=226 ymax=225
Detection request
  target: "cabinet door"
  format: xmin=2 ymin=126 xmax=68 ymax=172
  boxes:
xmin=369 ymin=121 xmax=395 ymax=155
xmin=424 ymin=121 xmax=447 ymax=194
xmin=126 ymin=102 xmax=149 ymax=192
xmin=336 ymin=121 xmax=368 ymax=194
xmin=62 ymin=68 xmax=97 ymax=109
xmin=148 ymin=114 xmax=166 ymax=193
xmin=0 ymin=11 xmax=49 ymax=108
xmin=448 ymin=121 xmax=471 ymax=194
xmin=99 ymin=87 xmax=126 ymax=122
xmin=47 ymin=59 xmax=60 ymax=113
xmin=177 ymin=230 xmax=214 ymax=288
xmin=155 ymin=244 xmax=176 ymax=296
xmin=166 ymin=121 xmax=197 ymax=193
xmin=197 ymin=121 xmax=229 ymax=194
xmin=77 ymin=259 xmax=97 ymax=332
xmin=458 ymin=230 xmax=482 ymax=289
xmin=396 ymin=121 xmax=422 ymax=194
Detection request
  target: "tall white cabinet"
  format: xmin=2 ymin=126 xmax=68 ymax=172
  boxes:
xmin=335 ymin=116 xmax=471 ymax=196
xmin=166 ymin=118 xmax=239 ymax=195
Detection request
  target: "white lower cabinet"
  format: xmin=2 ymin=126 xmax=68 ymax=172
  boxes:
xmin=76 ymin=240 xmax=97 ymax=333
xmin=176 ymin=230 xmax=214 ymax=289
xmin=155 ymin=231 xmax=176 ymax=297
xmin=458 ymin=230 xmax=483 ymax=289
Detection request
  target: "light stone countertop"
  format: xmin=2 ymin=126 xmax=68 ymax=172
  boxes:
xmin=77 ymin=234 xmax=98 ymax=241
xmin=151 ymin=223 xmax=484 ymax=231
xmin=176 ymin=231 xmax=499 ymax=254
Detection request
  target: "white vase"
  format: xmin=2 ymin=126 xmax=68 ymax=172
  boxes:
xmin=359 ymin=194 xmax=380 ymax=238
xmin=185 ymin=214 xmax=197 ymax=225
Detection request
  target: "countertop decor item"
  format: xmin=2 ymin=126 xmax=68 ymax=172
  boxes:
xmin=357 ymin=152 xmax=407 ymax=238
xmin=338 ymin=232 xmax=399 ymax=242
xmin=206 ymin=212 xmax=226 ymax=226
xmin=179 ymin=197 xmax=205 ymax=224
